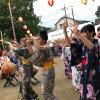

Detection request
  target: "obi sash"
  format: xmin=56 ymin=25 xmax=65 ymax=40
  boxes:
xmin=22 ymin=58 xmax=30 ymax=65
xmin=43 ymin=60 xmax=54 ymax=70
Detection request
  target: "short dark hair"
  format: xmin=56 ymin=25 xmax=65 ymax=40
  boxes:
xmin=80 ymin=24 xmax=96 ymax=37
xmin=97 ymin=26 xmax=100 ymax=32
xmin=39 ymin=31 xmax=48 ymax=42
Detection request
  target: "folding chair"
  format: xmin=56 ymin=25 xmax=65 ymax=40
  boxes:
xmin=2 ymin=73 xmax=20 ymax=87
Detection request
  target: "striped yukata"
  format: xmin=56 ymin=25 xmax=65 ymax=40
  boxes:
xmin=30 ymin=46 xmax=56 ymax=100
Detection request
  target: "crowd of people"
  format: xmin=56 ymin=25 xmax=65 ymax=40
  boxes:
xmin=62 ymin=23 xmax=100 ymax=100
xmin=0 ymin=23 xmax=100 ymax=100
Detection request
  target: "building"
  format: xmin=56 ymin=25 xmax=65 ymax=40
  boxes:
xmin=48 ymin=29 xmax=64 ymax=41
xmin=47 ymin=16 xmax=90 ymax=41
xmin=55 ymin=16 xmax=89 ymax=30
xmin=48 ymin=27 xmax=73 ymax=41
xmin=48 ymin=22 xmax=94 ymax=41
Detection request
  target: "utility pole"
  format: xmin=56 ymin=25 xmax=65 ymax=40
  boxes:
xmin=7 ymin=0 xmax=16 ymax=41
xmin=63 ymin=4 xmax=68 ymax=26
xmin=69 ymin=6 xmax=75 ymax=25
xmin=0 ymin=28 xmax=4 ymax=50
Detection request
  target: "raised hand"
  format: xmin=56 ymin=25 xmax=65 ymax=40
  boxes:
xmin=63 ymin=21 xmax=71 ymax=46
xmin=63 ymin=21 xmax=68 ymax=31
xmin=71 ymin=25 xmax=79 ymax=35
xmin=31 ymin=36 xmax=41 ymax=49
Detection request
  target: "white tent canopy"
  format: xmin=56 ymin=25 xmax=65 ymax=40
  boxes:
xmin=48 ymin=22 xmax=100 ymax=41
xmin=48 ymin=28 xmax=72 ymax=41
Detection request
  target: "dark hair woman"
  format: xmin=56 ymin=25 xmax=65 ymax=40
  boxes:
xmin=63 ymin=23 xmax=100 ymax=100
xmin=72 ymin=24 xmax=100 ymax=100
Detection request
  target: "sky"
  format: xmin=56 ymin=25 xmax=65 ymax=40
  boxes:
xmin=33 ymin=0 xmax=100 ymax=28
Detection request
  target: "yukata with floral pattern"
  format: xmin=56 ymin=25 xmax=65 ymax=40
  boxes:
xmin=61 ymin=46 xmax=71 ymax=78
xmin=80 ymin=40 xmax=100 ymax=100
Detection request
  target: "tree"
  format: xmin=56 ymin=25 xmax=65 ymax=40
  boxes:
xmin=95 ymin=6 xmax=100 ymax=17
xmin=0 ymin=0 xmax=41 ymax=42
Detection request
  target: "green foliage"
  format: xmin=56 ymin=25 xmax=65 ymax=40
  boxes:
xmin=0 ymin=0 xmax=41 ymax=42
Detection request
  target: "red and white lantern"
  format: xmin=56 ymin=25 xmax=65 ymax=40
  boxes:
xmin=48 ymin=0 xmax=54 ymax=6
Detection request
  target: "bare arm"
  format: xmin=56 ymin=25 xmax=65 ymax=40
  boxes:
xmin=78 ymin=33 xmax=94 ymax=49
xmin=63 ymin=23 xmax=71 ymax=46
xmin=26 ymin=39 xmax=34 ymax=54
xmin=31 ymin=36 xmax=41 ymax=49
xmin=4 ymin=41 xmax=19 ymax=50
xmin=69 ymin=32 xmax=73 ymax=43
xmin=26 ymin=35 xmax=41 ymax=54
xmin=72 ymin=25 xmax=94 ymax=49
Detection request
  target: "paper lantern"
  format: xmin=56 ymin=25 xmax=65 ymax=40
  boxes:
xmin=26 ymin=30 xmax=31 ymax=34
xmin=18 ymin=17 xmax=23 ymax=22
xmin=81 ymin=0 xmax=88 ymax=5
xmin=29 ymin=33 xmax=32 ymax=37
xmin=48 ymin=0 xmax=54 ymax=6
xmin=23 ymin=25 xmax=27 ymax=30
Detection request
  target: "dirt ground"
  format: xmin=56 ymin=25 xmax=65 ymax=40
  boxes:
xmin=0 ymin=57 xmax=79 ymax=100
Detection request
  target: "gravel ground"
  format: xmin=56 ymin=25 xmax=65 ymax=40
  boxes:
xmin=0 ymin=57 xmax=79 ymax=100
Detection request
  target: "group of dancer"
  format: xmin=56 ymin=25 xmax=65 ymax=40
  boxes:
xmin=0 ymin=30 xmax=56 ymax=100
xmin=17 ymin=31 xmax=56 ymax=100
xmin=62 ymin=23 xmax=100 ymax=100
xmin=17 ymin=23 xmax=100 ymax=100
xmin=0 ymin=23 xmax=100 ymax=100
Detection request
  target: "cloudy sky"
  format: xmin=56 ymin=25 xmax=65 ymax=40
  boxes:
xmin=33 ymin=0 xmax=100 ymax=28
